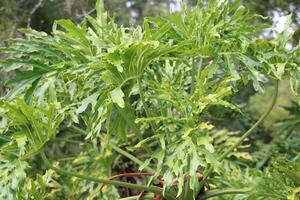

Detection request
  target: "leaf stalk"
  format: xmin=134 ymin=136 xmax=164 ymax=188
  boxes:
xmin=41 ymin=152 xmax=176 ymax=200
xmin=196 ymin=81 xmax=279 ymax=197
xmin=110 ymin=143 xmax=155 ymax=173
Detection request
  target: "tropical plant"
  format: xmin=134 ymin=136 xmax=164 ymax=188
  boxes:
xmin=0 ymin=0 xmax=300 ymax=199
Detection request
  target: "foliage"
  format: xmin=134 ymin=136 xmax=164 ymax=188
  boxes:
xmin=0 ymin=0 xmax=300 ymax=199
xmin=209 ymin=158 xmax=300 ymax=200
xmin=250 ymin=158 xmax=300 ymax=200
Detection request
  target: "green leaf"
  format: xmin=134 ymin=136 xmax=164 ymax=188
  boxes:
xmin=96 ymin=0 xmax=107 ymax=27
xmin=76 ymin=93 xmax=100 ymax=114
xmin=111 ymin=87 xmax=125 ymax=108
xmin=197 ymin=136 xmax=215 ymax=153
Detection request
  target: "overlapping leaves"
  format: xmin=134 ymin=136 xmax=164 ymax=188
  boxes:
xmin=0 ymin=0 xmax=300 ymax=199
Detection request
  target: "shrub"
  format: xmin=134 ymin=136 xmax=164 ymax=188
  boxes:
xmin=0 ymin=0 xmax=299 ymax=199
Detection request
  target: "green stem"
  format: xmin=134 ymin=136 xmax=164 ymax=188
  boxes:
xmin=219 ymin=80 xmax=278 ymax=160
xmin=198 ymin=188 xmax=250 ymax=200
xmin=53 ymin=137 xmax=90 ymax=145
xmin=110 ymin=143 xmax=155 ymax=173
xmin=191 ymin=57 xmax=196 ymax=94
xmin=69 ymin=126 xmax=153 ymax=173
xmin=70 ymin=125 xmax=86 ymax=135
xmin=120 ymin=193 xmax=154 ymax=200
xmin=199 ymin=164 xmax=212 ymax=186
xmin=197 ymin=57 xmax=203 ymax=78
xmin=41 ymin=152 xmax=175 ymax=200
xmin=183 ymin=155 xmax=192 ymax=200
xmin=196 ymin=81 xmax=279 ymax=196
xmin=138 ymin=77 xmax=157 ymax=132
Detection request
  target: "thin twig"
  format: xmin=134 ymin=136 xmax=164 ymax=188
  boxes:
xmin=27 ymin=0 xmax=45 ymax=28
xmin=110 ymin=143 xmax=155 ymax=173
xmin=100 ymin=172 xmax=155 ymax=191
xmin=75 ymin=8 xmax=96 ymax=20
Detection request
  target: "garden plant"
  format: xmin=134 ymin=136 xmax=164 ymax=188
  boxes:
xmin=0 ymin=0 xmax=300 ymax=199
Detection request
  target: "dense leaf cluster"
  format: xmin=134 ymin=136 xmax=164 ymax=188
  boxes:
xmin=0 ymin=0 xmax=300 ymax=199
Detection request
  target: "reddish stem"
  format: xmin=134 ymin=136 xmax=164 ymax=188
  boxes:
xmin=100 ymin=172 xmax=155 ymax=191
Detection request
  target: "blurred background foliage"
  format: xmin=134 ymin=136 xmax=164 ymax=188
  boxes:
xmin=1 ymin=0 xmax=299 ymax=38
xmin=0 ymin=0 xmax=299 ymax=163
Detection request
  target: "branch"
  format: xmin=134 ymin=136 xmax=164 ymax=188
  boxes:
xmin=196 ymin=81 xmax=279 ymax=196
xmin=110 ymin=143 xmax=155 ymax=173
xmin=100 ymin=172 xmax=155 ymax=191
xmin=69 ymin=126 xmax=153 ymax=173
xmin=220 ymin=80 xmax=279 ymax=160
xmin=107 ymin=172 xmax=155 ymax=180
xmin=41 ymin=152 xmax=176 ymax=200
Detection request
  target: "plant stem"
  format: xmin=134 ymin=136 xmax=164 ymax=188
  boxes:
xmin=183 ymin=155 xmax=192 ymax=200
xmin=108 ymin=172 xmax=155 ymax=180
xmin=41 ymin=152 xmax=176 ymax=200
xmin=219 ymin=80 xmax=279 ymax=161
xmin=197 ymin=57 xmax=203 ymax=78
xmin=196 ymin=81 xmax=279 ymax=196
xmin=110 ymin=143 xmax=155 ymax=173
xmin=120 ymin=193 xmax=154 ymax=200
xmin=198 ymin=188 xmax=250 ymax=200
xmin=138 ymin=77 xmax=157 ymax=132
xmin=100 ymin=172 xmax=155 ymax=191
xmin=70 ymin=125 xmax=86 ymax=135
xmin=191 ymin=57 xmax=196 ymax=94
xmin=69 ymin=126 xmax=154 ymax=173
xmin=53 ymin=137 xmax=90 ymax=145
